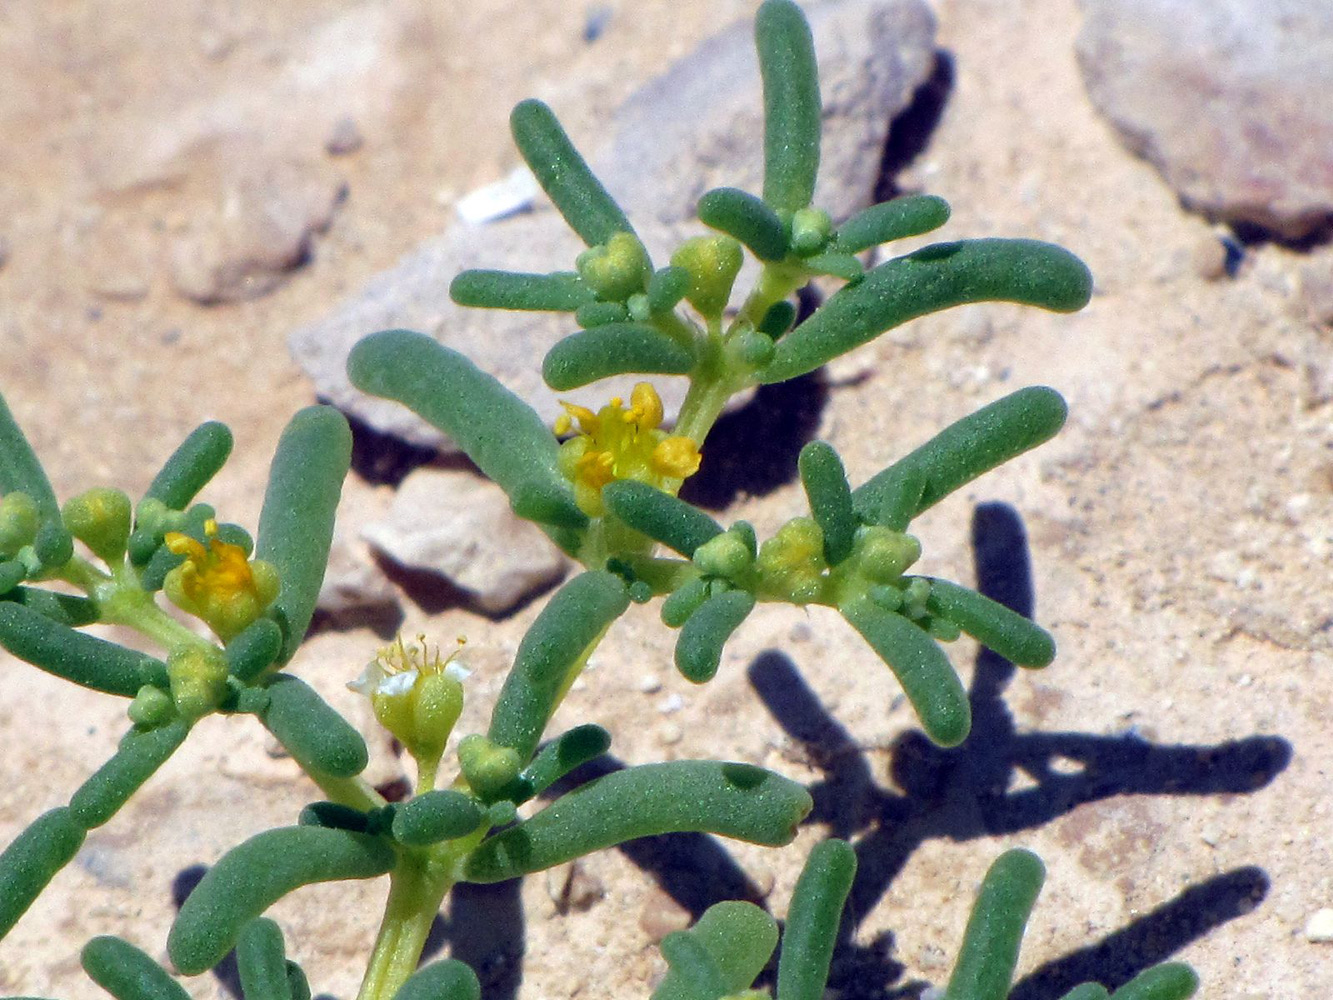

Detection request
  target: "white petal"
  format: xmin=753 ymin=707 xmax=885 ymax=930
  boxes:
xmin=378 ymin=669 xmax=418 ymax=697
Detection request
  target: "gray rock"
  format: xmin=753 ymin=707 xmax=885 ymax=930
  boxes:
xmin=360 ymin=468 xmax=568 ymax=615
xmin=1077 ymin=0 xmax=1333 ymax=240
xmin=290 ymin=0 xmax=937 ymax=450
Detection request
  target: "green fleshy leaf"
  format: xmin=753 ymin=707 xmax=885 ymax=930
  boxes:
xmin=833 ymin=194 xmax=951 ymax=254
xmin=800 ymin=251 xmax=863 ymax=281
xmin=0 ymin=808 xmax=85 ymax=940
xmin=82 ymin=936 xmax=190 ymax=1000
xmin=391 ymin=791 xmax=484 ymax=847
xmin=488 ymin=571 xmax=629 ymax=762
xmin=661 ymin=576 xmax=710 ymax=628
xmin=919 ymin=577 xmax=1055 ymax=668
xmin=0 ymin=602 xmax=168 ymax=696
xmin=1058 ymin=987 xmax=1111 ymax=1000
xmin=675 ymin=589 xmax=755 ymax=683
xmin=658 ymin=931 xmax=727 ymax=1000
xmin=450 ymin=270 xmax=594 ymax=312
xmin=1 ymin=586 xmax=99 ymax=626
xmin=854 ymin=386 xmax=1068 ymax=524
xmin=575 ymin=301 xmax=630 ymax=328
xmin=944 ymin=849 xmax=1045 ymax=1000
xmin=348 ymin=330 xmax=583 ymax=556
xmin=798 ymin=442 xmax=856 ymax=565
xmin=510 ymin=479 xmax=591 ymax=532
xmin=464 ymin=761 xmax=811 ymax=883
xmin=237 ymin=919 xmax=293 ymax=1000
xmin=1109 ymin=964 xmax=1199 ymax=1000
xmin=648 ymin=266 xmax=692 ymax=314
xmin=69 ymin=719 xmax=191 ymax=829
xmin=510 ymin=98 xmax=634 ymax=246
xmin=225 ymin=618 xmax=285 ymax=683
xmin=543 ymin=324 xmax=694 ymax=391
xmin=259 ymin=674 xmax=368 ymax=779
xmin=758 ymin=301 xmax=797 ymax=338
xmin=757 ymin=0 xmax=821 ymax=214
xmin=760 ymin=240 xmax=1093 ymax=384
xmin=777 ymin=839 xmax=856 ymax=1000
xmin=394 ymin=960 xmax=482 ymax=1000
xmin=144 ymin=422 xmax=234 ymax=511
xmin=655 ymin=902 xmax=778 ymax=1000
xmin=256 ymin=406 xmax=352 ymax=664
xmin=697 ymin=188 xmax=788 ymax=262
xmin=513 ymin=723 xmax=612 ymax=803
xmin=168 ymin=826 xmax=395 ymax=975
xmin=840 ymin=596 xmax=970 ymax=747
xmin=0 ymin=391 xmax=60 ymax=523
xmin=601 ymin=480 xmax=723 ymax=558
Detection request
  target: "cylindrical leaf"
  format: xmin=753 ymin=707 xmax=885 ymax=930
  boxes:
xmin=798 ymin=442 xmax=856 ymax=565
xmin=760 ymin=241 xmax=1093 ymax=384
xmin=516 ymin=723 xmax=612 ymax=801
xmin=648 ymin=267 xmax=692 ymax=314
xmin=510 ymin=480 xmax=590 ymax=532
xmin=944 ymin=849 xmax=1045 ymax=1000
xmin=237 ymin=918 xmax=292 ymax=1000
xmin=757 ymin=0 xmax=821 ymax=214
xmin=654 ymin=902 xmax=778 ymax=1000
xmin=0 ymin=808 xmax=86 ymax=940
xmin=921 ymin=577 xmax=1055 ymax=668
xmin=226 ymin=618 xmax=285 ymax=683
xmin=840 ymin=597 xmax=970 ymax=747
xmin=1110 ymin=964 xmax=1199 ymax=1000
xmin=394 ymin=959 xmax=482 ymax=1000
xmin=543 ymin=324 xmax=694 ymax=391
xmin=1058 ymin=987 xmax=1111 ymax=1000
xmin=675 ymin=590 xmax=755 ymax=683
xmin=464 ymin=761 xmax=811 ymax=882
xmin=391 ymin=791 xmax=484 ymax=847
xmin=69 ymin=719 xmax=191 ymax=829
xmin=834 ymin=195 xmax=951 ymax=254
xmin=144 ymin=422 xmax=234 ymax=511
xmin=488 ymin=571 xmax=629 ymax=762
xmin=0 ymin=391 xmax=59 ymax=522
xmin=510 ymin=98 xmax=633 ymax=246
xmin=661 ymin=577 xmax=710 ymax=628
xmin=450 ymin=270 xmax=594 ymax=312
xmin=658 ymin=931 xmax=726 ymax=1000
xmin=697 ymin=188 xmax=788 ymax=262
xmin=853 ymin=387 xmax=1068 ymax=523
xmin=777 ymin=839 xmax=856 ymax=1000
xmin=286 ymin=961 xmax=311 ymax=1000
xmin=82 ymin=936 xmax=190 ymax=1000
xmin=2 ymin=586 xmax=99 ymax=627
xmin=259 ymin=674 xmax=368 ymax=779
xmin=602 ymin=480 xmax=722 ymax=558
xmin=168 ymin=826 xmax=395 ymax=975
xmin=256 ymin=406 xmax=352 ymax=663
xmin=348 ymin=331 xmax=580 ymax=555
xmin=0 ymin=602 xmax=168 ymax=696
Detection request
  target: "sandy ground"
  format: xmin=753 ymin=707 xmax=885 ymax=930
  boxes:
xmin=0 ymin=1 xmax=1329 ymax=998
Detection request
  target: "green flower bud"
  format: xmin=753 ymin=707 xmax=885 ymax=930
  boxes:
xmin=167 ymin=645 xmax=230 ymax=721
xmin=62 ymin=488 xmax=133 ymax=565
xmin=458 ymin=734 xmax=523 ymax=800
xmin=790 ymin=207 xmax=833 ymax=256
xmin=0 ymin=492 xmax=40 ymax=558
xmin=731 ymin=326 xmax=776 ymax=368
xmin=693 ymin=530 xmax=753 ymax=580
xmin=576 ymin=232 xmax=652 ymax=302
xmin=903 ymin=577 xmax=931 ymax=619
xmin=855 ymin=527 xmax=921 ymax=583
xmin=128 ymin=684 xmax=176 ymax=728
xmin=671 ymin=236 xmax=743 ymax=316
xmin=757 ymin=517 xmax=827 ymax=603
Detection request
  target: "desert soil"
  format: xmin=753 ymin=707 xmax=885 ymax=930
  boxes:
xmin=0 ymin=1 xmax=1328 ymax=998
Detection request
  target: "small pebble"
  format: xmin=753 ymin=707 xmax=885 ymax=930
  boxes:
xmin=546 ymin=860 xmax=605 ymax=914
xmin=637 ymin=674 xmax=663 ymax=694
xmin=639 ymin=886 xmax=692 ymax=943
xmin=656 ymin=693 xmax=684 ymax=715
xmin=325 ymin=116 xmax=364 ymax=156
xmin=1305 ymin=908 xmax=1333 ymax=942
xmin=1190 ymin=234 xmax=1229 ymax=281
xmin=658 ymin=723 xmax=682 ymax=745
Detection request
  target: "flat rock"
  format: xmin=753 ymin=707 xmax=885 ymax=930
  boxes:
xmin=289 ymin=0 xmax=936 ymax=450
xmin=1077 ymin=0 xmax=1333 ymax=240
xmin=360 ymin=467 xmax=568 ymax=615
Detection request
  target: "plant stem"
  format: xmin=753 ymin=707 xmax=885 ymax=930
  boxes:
xmin=357 ymin=852 xmax=455 ymax=1000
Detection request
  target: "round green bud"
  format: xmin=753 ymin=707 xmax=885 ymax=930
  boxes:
xmin=693 ymin=530 xmax=753 ymax=579
xmin=127 ymin=684 xmax=176 ymax=728
xmin=167 ymin=645 xmax=230 ymax=721
xmin=576 ymin=232 xmax=652 ymax=302
xmin=0 ymin=492 xmax=40 ymax=558
xmin=903 ymin=577 xmax=931 ymax=619
xmin=855 ymin=527 xmax=922 ymax=583
xmin=458 ymin=734 xmax=523 ymax=800
xmin=626 ymin=292 xmax=652 ymax=323
xmin=731 ymin=326 xmax=776 ymax=368
xmin=408 ymin=672 xmax=465 ymax=766
xmin=790 ymin=207 xmax=833 ymax=256
xmin=671 ymin=235 xmax=743 ymax=317
xmin=62 ymin=488 xmax=133 ymax=565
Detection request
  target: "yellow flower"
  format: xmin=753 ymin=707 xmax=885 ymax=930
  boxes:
xmin=554 ymin=382 xmax=702 ymax=516
xmin=163 ymin=519 xmax=279 ymax=641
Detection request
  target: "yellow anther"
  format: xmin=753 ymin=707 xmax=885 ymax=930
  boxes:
xmin=162 ymin=519 xmax=278 ymax=641
xmin=652 ymin=437 xmax=702 ymax=479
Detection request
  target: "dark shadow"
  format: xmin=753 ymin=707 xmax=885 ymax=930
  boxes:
xmin=1228 ymin=218 xmax=1332 ymax=254
xmin=677 ymin=370 xmax=828 ymax=510
xmin=746 ymin=501 xmax=1290 ymax=996
xmin=307 ymin=600 xmax=406 ymax=641
xmin=172 ymin=865 xmax=243 ymax=1000
xmin=338 ymin=407 xmax=442 ymax=488
xmin=874 ymin=51 xmax=956 ymax=204
xmin=434 ymin=881 xmax=526 ymax=1000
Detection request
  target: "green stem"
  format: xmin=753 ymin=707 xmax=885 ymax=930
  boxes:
xmin=357 ymin=852 xmax=455 ymax=1000
xmin=311 ymin=773 xmax=386 ymax=814
xmin=737 ymin=260 xmax=809 ymax=328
